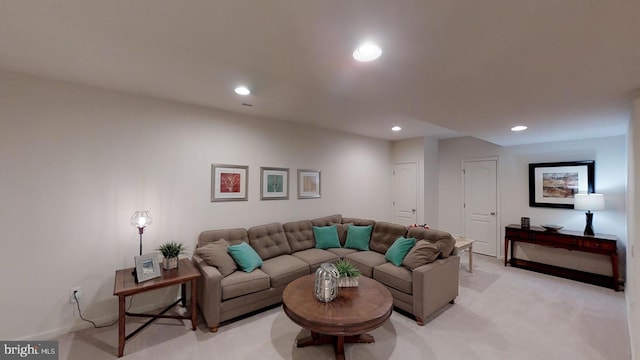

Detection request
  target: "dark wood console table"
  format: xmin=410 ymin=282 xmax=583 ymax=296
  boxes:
xmin=504 ymin=224 xmax=619 ymax=291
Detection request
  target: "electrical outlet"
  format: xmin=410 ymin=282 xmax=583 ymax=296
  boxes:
xmin=70 ymin=287 xmax=81 ymax=304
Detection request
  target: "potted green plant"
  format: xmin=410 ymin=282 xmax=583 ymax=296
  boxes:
xmin=334 ymin=259 xmax=360 ymax=287
xmin=157 ymin=241 xmax=187 ymax=270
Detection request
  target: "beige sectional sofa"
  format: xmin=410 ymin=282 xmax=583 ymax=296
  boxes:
xmin=193 ymin=214 xmax=460 ymax=332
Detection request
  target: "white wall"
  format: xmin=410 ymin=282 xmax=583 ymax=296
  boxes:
xmin=0 ymin=70 xmax=393 ymax=340
xmin=628 ymin=96 xmax=640 ymax=360
xmin=439 ymin=135 xmax=627 ymax=276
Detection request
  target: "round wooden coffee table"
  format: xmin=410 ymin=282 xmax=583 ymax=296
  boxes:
xmin=282 ymin=274 xmax=393 ymax=360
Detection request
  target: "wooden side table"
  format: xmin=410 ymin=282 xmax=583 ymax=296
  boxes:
xmin=454 ymin=237 xmax=476 ymax=273
xmin=113 ymin=258 xmax=201 ymax=357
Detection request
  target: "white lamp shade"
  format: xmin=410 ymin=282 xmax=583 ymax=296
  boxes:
xmin=130 ymin=211 xmax=152 ymax=228
xmin=574 ymin=193 xmax=605 ymax=211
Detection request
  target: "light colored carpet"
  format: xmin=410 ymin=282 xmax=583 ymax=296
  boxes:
xmin=56 ymin=255 xmax=631 ymax=359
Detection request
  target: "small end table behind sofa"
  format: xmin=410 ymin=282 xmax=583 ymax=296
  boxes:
xmin=453 ymin=236 xmax=476 ymax=273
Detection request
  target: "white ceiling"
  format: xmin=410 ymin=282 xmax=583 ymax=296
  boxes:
xmin=1 ymin=1 xmax=638 ymax=146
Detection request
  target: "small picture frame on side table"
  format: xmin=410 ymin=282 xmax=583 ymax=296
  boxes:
xmin=134 ymin=253 xmax=161 ymax=283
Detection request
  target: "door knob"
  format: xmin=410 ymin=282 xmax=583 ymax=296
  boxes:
xmin=490 ymin=212 xmax=496 ymax=215
xmin=412 ymin=209 xmax=416 ymax=214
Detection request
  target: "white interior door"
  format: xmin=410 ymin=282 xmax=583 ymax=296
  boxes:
xmin=463 ymin=160 xmax=498 ymax=257
xmin=393 ymin=162 xmax=417 ymax=226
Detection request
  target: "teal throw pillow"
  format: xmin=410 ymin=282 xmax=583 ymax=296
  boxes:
xmin=385 ymin=237 xmax=417 ymax=266
xmin=227 ymin=242 xmax=263 ymax=272
xmin=313 ymin=225 xmax=341 ymax=249
xmin=344 ymin=224 xmax=373 ymax=251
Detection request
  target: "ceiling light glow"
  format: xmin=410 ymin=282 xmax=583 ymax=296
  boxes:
xmin=511 ymin=125 xmax=528 ymax=132
xmin=353 ymin=42 xmax=382 ymax=62
xmin=234 ymin=86 xmax=251 ymax=96
xmin=391 ymin=126 xmax=402 ymax=132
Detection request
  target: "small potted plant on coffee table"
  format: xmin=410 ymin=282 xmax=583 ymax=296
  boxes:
xmin=334 ymin=259 xmax=360 ymax=287
xmin=157 ymin=241 xmax=187 ymax=270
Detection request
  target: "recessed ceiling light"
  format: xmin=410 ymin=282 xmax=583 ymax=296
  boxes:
xmin=353 ymin=42 xmax=382 ymax=62
xmin=391 ymin=126 xmax=402 ymax=132
xmin=511 ymin=125 xmax=528 ymax=132
xmin=234 ymin=86 xmax=251 ymax=96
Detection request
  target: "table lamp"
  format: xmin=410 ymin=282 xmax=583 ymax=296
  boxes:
xmin=130 ymin=211 xmax=152 ymax=255
xmin=574 ymin=193 xmax=604 ymax=235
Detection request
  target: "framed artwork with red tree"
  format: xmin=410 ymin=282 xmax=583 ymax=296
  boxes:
xmin=211 ymin=164 xmax=248 ymax=202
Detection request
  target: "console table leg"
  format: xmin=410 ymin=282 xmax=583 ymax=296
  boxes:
xmin=504 ymin=239 xmax=509 ymax=266
xmin=612 ymin=254 xmax=619 ymax=291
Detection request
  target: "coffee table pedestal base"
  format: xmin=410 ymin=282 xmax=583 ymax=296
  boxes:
xmin=297 ymin=331 xmax=375 ymax=360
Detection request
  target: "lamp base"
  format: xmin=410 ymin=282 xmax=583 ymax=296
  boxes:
xmin=583 ymin=211 xmax=595 ymax=236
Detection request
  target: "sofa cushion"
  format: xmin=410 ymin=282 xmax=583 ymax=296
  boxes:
xmin=385 ymin=237 xmax=416 ymax=266
xmin=311 ymin=214 xmax=342 ymax=226
xmin=326 ymin=247 xmax=359 ymax=258
xmin=221 ymin=269 xmax=270 ymax=300
xmin=292 ymin=248 xmax=340 ymax=272
xmin=370 ymin=222 xmax=408 ymax=255
xmin=313 ymin=225 xmax=341 ymax=249
xmin=248 ymin=222 xmax=291 ymax=260
xmin=198 ymin=228 xmax=248 ymax=246
xmin=228 ymin=242 xmax=263 ymax=272
xmin=336 ymin=223 xmax=349 ymax=246
xmin=260 ymin=255 xmax=310 ymax=288
xmin=373 ymin=262 xmax=413 ymax=294
xmin=406 ymin=228 xmax=456 ymax=258
xmin=402 ymin=240 xmax=441 ymax=269
xmin=344 ymin=251 xmax=387 ymax=278
xmin=283 ymin=220 xmax=315 ymax=252
xmin=196 ymin=239 xmax=237 ymax=277
xmin=344 ymin=224 xmax=373 ymax=251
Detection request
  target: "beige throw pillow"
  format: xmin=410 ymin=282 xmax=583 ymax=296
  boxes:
xmin=196 ymin=239 xmax=237 ymax=277
xmin=402 ymin=240 xmax=440 ymax=270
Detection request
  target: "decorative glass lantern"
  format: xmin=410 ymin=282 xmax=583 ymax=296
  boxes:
xmin=315 ymin=263 xmax=339 ymax=302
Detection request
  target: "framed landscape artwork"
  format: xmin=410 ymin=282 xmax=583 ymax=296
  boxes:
xmin=260 ymin=167 xmax=289 ymax=200
xmin=528 ymin=160 xmax=595 ymax=208
xmin=211 ymin=164 xmax=249 ymax=202
xmin=297 ymin=169 xmax=321 ymax=199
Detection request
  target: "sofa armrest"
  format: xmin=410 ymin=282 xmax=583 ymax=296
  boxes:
xmin=193 ymin=255 xmax=223 ymax=331
xmin=412 ymin=255 xmax=460 ymax=325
